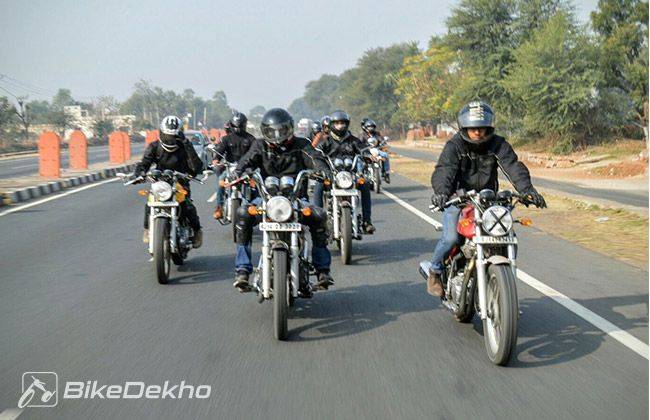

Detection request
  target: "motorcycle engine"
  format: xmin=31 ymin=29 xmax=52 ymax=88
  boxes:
xmin=449 ymin=271 xmax=464 ymax=304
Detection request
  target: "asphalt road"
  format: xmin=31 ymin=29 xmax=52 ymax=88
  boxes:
xmin=392 ymin=145 xmax=649 ymax=209
xmin=0 ymin=173 xmax=647 ymax=419
xmin=0 ymin=143 xmax=148 ymax=179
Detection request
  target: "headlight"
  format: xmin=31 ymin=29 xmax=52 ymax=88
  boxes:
xmin=266 ymin=196 xmax=293 ymax=222
xmin=151 ymin=181 xmax=173 ymax=201
xmin=482 ymin=206 xmax=513 ymax=236
xmin=335 ymin=171 xmax=354 ymax=189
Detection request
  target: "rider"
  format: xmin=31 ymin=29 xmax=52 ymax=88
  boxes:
xmin=308 ymin=120 xmax=322 ymax=144
xmin=360 ymin=118 xmax=390 ymax=183
xmin=231 ymin=108 xmax=335 ymax=292
xmin=136 ymin=115 xmax=204 ymax=248
xmin=211 ymin=111 xmax=256 ymax=219
xmin=312 ymin=115 xmax=331 ymax=148
xmin=427 ymin=101 xmax=546 ymax=296
xmin=316 ymin=110 xmax=376 ymax=234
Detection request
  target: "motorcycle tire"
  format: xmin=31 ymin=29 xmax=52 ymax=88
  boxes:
xmin=230 ymin=198 xmax=241 ymax=243
xmin=153 ymin=218 xmax=171 ymax=284
xmin=482 ymin=264 xmax=518 ymax=366
xmin=340 ymin=207 xmax=352 ymax=265
xmin=273 ymin=248 xmax=289 ymax=340
xmin=373 ymin=166 xmax=381 ymax=194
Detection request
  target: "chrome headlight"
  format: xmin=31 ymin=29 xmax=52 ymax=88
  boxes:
xmin=335 ymin=171 xmax=354 ymax=189
xmin=151 ymin=181 xmax=173 ymax=201
xmin=482 ymin=206 xmax=513 ymax=236
xmin=266 ymin=196 xmax=293 ymax=222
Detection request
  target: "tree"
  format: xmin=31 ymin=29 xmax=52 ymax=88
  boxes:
xmin=46 ymin=109 xmax=76 ymax=139
xmin=92 ymin=119 xmax=114 ymax=141
xmin=503 ymin=13 xmax=601 ymax=152
xmin=51 ymin=88 xmax=76 ymax=110
xmin=303 ymin=74 xmax=341 ymax=119
xmin=288 ymin=97 xmax=315 ymax=120
xmin=248 ymin=105 xmax=266 ymax=126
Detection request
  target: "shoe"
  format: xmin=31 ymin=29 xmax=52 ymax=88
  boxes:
xmin=233 ymin=271 xmax=251 ymax=292
xmin=192 ymin=229 xmax=203 ymax=248
xmin=315 ymin=272 xmax=334 ymax=290
xmin=362 ymin=221 xmax=375 ymax=234
xmin=142 ymin=229 xmax=149 ymax=244
xmin=213 ymin=206 xmax=223 ymax=220
xmin=427 ymin=269 xmax=445 ymax=297
xmin=384 ymin=173 xmax=390 ymax=184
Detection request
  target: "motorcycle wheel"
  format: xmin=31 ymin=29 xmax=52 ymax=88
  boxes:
xmin=153 ymin=218 xmax=171 ymax=284
xmin=230 ymin=198 xmax=241 ymax=243
xmin=273 ymin=248 xmax=289 ymax=340
xmin=340 ymin=207 xmax=352 ymax=265
xmin=373 ymin=166 xmax=381 ymax=193
xmin=482 ymin=264 xmax=518 ymax=365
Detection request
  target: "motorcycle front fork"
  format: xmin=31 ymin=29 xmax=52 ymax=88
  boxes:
xmin=474 ymin=243 xmax=517 ymax=320
xmin=331 ymin=196 xmax=359 ymax=240
xmin=259 ymin=230 xmax=302 ymax=300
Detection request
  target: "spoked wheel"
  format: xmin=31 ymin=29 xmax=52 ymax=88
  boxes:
xmin=273 ymin=249 xmax=289 ymax=340
xmin=230 ymin=198 xmax=241 ymax=242
xmin=340 ymin=207 xmax=352 ymax=264
xmin=482 ymin=264 xmax=518 ymax=365
xmin=153 ymin=218 xmax=171 ymax=284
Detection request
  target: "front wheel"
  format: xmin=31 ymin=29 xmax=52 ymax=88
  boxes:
xmin=153 ymin=218 xmax=171 ymax=284
xmin=273 ymin=249 xmax=289 ymax=340
xmin=373 ymin=166 xmax=381 ymax=193
xmin=482 ymin=264 xmax=518 ymax=365
xmin=230 ymin=198 xmax=241 ymax=242
xmin=340 ymin=207 xmax=352 ymax=264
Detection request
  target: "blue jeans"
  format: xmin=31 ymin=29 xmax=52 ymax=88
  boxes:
xmin=215 ymin=171 xmax=228 ymax=207
xmin=311 ymin=181 xmax=324 ymax=207
xmin=430 ymin=206 xmax=461 ymax=273
xmin=312 ymin=181 xmax=372 ymax=222
xmin=379 ymin=151 xmax=390 ymax=173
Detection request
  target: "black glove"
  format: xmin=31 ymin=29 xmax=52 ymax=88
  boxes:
xmin=523 ymin=187 xmax=546 ymax=208
xmin=431 ymin=193 xmax=448 ymax=209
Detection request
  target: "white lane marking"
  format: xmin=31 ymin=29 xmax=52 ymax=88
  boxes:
xmin=207 ymin=192 xmax=217 ymax=203
xmin=383 ymin=186 xmax=650 ymax=360
xmin=0 ymin=178 xmax=118 ymax=217
xmin=0 ymin=408 xmax=23 ymax=420
xmin=7 ymin=164 xmax=36 ymax=169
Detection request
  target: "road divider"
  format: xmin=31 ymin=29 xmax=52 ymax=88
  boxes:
xmin=382 ymin=186 xmax=649 ymax=360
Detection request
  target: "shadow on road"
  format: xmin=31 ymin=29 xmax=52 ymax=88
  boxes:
xmin=167 ymin=255 xmax=232 ymax=285
xmin=351 ymin=237 xmax=433 ymax=266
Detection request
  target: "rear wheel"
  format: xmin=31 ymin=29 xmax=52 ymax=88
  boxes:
xmin=340 ymin=207 xmax=352 ymax=264
xmin=230 ymin=198 xmax=241 ymax=242
xmin=482 ymin=264 xmax=518 ymax=365
xmin=373 ymin=166 xmax=381 ymax=193
xmin=273 ymin=249 xmax=289 ymax=340
xmin=153 ymin=218 xmax=171 ymax=284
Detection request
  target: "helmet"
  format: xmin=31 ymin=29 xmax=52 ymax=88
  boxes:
xmin=360 ymin=117 xmax=370 ymax=127
xmin=457 ymin=101 xmax=495 ymax=143
xmin=260 ymin=108 xmax=294 ymax=145
xmin=320 ymin=115 xmax=331 ymax=133
xmin=329 ymin=110 xmax=350 ymax=138
xmin=310 ymin=121 xmax=322 ymax=135
xmin=362 ymin=118 xmax=377 ymax=134
xmin=159 ymin=115 xmax=183 ymax=152
xmin=230 ymin=111 xmax=248 ymax=134
xmin=224 ymin=120 xmax=234 ymax=134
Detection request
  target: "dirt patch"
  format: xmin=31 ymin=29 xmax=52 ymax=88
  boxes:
xmin=391 ymin=155 xmax=648 ymax=270
xmin=588 ymin=161 xmax=648 ymax=177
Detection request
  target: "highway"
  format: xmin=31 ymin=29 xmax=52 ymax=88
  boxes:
xmin=0 ymin=143 xmax=148 ymax=179
xmin=392 ymin=145 xmax=649 ymax=209
xmin=0 ymin=170 xmax=647 ymax=419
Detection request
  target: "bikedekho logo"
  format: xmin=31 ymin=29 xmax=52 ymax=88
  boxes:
xmin=18 ymin=372 xmax=58 ymax=408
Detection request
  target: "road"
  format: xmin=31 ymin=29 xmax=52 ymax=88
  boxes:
xmin=392 ymin=145 xmax=649 ymax=209
xmin=0 ymin=143 xmax=148 ymax=179
xmin=0 ymin=173 xmax=647 ymax=419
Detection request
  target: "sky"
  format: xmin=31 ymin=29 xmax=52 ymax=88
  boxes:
xmin=1 ymin=0 xmax=599 ymax=113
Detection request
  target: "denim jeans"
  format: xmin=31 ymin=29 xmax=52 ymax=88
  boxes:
xmin=311 ymin=181 xmax=324 ymax=207
xmin=215 ymin=171 xmax=228 ymax=207
xmin=430 ymin=206 xmax=461 ymax=273
xmin=379 ymin=151 xmax=390 ymax=173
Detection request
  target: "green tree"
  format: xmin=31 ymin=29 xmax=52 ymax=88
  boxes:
xmin=248 ymin=105 xmax=266 ymax=126
xmin=303 ymin=74 xmax=341 ymax=118
xmin=288 ymin=97 xmax=316 ymax=120
xmin=92 ymin=119 xmax=114 ymax=141
xmin=51 ymin=88 xmax=76 ymax=110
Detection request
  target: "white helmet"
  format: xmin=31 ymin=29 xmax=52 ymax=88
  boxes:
xmin=159 ymin=115 xmax=183 ymax=152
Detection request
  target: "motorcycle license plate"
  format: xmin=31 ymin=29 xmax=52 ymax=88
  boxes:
xmin=474 ymin=236 xmax=517 ymax=244
xmin=331 ymin=189 xmax=359 ymax=197
xmin=259 ymin=222 xmax=302 ymax=232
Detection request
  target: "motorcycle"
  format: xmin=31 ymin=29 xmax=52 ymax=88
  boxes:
xmin=228 ymin=169 xmax=323 ymax=340
xmin=323 ymin=155 xmax=364 ymax=264
xmin=419 ymin=188 xmax=534 ymax=365
xmin=363 ymin=141 xmax=384 ymax=194
xmin=118 ymin=169 xmax=209 ymax=284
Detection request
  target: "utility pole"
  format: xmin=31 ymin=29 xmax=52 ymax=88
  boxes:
xmin=203 ymin=107 xmax=207 ymax=128
xmin=193 ymin=107 xmax=197 ymax=130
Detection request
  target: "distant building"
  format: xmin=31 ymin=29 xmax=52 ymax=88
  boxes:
xmin=62 ymin=105 xmax=136 ymax=140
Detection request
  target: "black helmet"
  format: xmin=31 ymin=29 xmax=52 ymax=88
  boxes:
xmin=360 ymin=117 xmax=370 ymax=127
xmin=362 ymin=118 xmax=377 ymax=134
xmin=159 ymin=115 xmax=183 ymax=152
xmin=329 ymin=110 xmax=350 ymax=138
xmin=457 ymin=101 xmax=495 ymax=143
xmin=320 ymin=115 xmax=331 ymax=134
xmin=230 ymin=111 xmax=248 ymax=134
xmin=310 ymin=121 xmax=322 ymax=135
xmin=260 ymin=108 xmax=294 ymax=145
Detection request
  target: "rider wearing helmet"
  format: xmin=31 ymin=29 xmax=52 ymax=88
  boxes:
xmin=231 ymin=108 xmax=334 ymax=292
xmin=135 ymin=115 xmax=205 ymax=248
xmin=359 ymin=118 xmax=390 ymax=183
xmin=312 ymin=116 xmax=330 ymax=148
xmin=427 ymin=101 xmax=546 ymax=296
xmin=316 ymin=110 xmax=376 ymax=234
xmin=309 ymin=121 xmax=322 ymax=144
xmin=211 ymin=111 xmax=256 ymax=219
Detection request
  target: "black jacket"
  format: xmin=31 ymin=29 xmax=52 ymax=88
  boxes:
xmin=136 ymin=139 xmax=204 ymax=179
xmin=359 ymin=130 xmax=382 ymax=143
xmin=236 ymin=136 xmax=328 ymax=178
xmin=212 ymin=132 xmax=256 ymax=163
xmin=317 ymin=133 xmax=365 ymax=158
xmin=431 ymin=134 xmax=533 ymax=197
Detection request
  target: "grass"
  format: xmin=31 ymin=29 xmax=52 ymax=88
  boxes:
xmin=390 ymin=155 xmax=649 ymax=269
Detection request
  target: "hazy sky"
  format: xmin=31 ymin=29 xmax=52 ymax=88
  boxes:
xmin=1 ymin=0 xmax=599 ymax=112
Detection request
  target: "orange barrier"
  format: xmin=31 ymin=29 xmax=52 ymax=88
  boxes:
xmin=69 ymin=130 xmax=88 ymax=169
xmin=121 ymin=132 xmax=131 ymax=161
xmin=39 ymin=131 xmax=61 ymax=178
xmin=145 ymin=130 xmax=159 ymax=145
xmin=109 ymin=131 xmax=125 ymax=164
